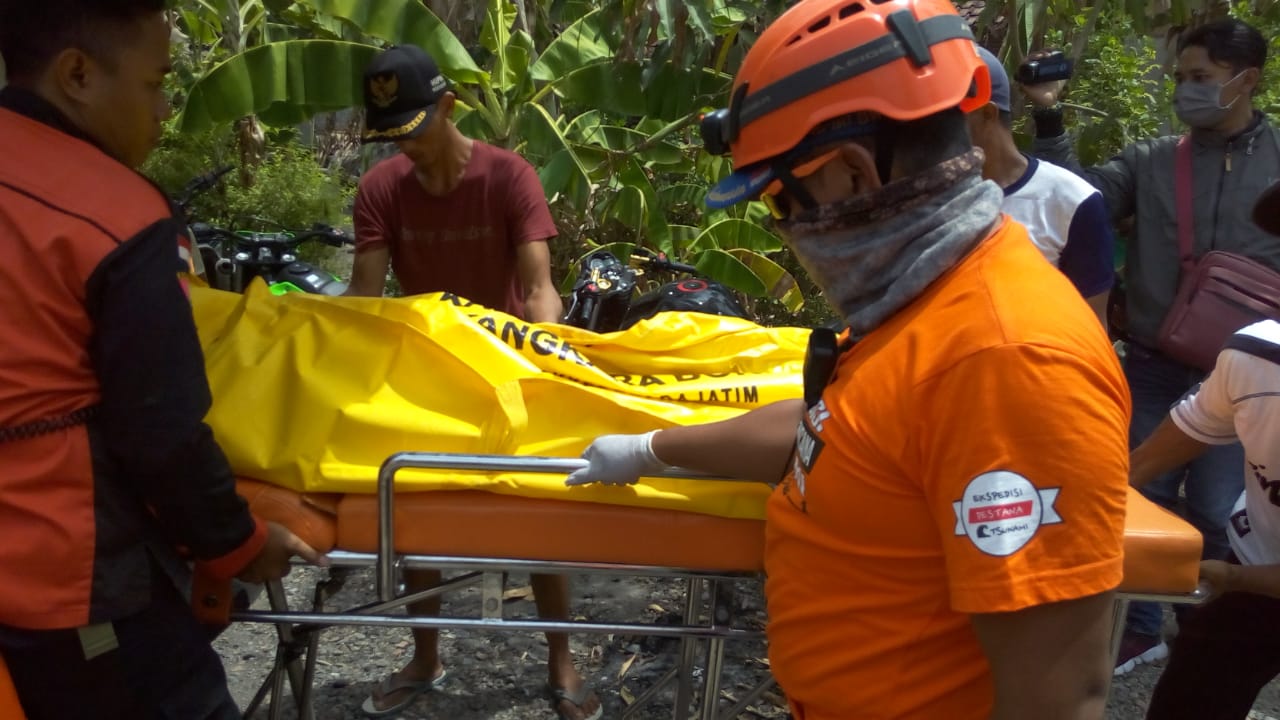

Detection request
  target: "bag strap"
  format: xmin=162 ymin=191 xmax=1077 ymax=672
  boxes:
xmin=1175 ymin=135 xmax=1196 ymax=271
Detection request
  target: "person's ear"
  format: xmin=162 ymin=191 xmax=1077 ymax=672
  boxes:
xmin=1239 ymin=67 xmax=1262 ymax=98
xmin=50 ymin=48 xmax=99 ymax=105
xmin=438 ymin=91 xmax=456 ymax=120
xmin=834 ymin=141 xmax=883 ymax=197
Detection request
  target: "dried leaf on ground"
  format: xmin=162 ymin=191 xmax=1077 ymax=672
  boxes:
xmin=618 ymin=653 xmax=638 ymax=680
xmin=502 ymin=585 xmax=534 ymax=601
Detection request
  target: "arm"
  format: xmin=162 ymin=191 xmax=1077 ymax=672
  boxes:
xmin=87 ymin=220 xmax=322 ymax=579
xmin=566 ymin=399 xmax=806 ymax=486
xmin=345 ymin=246 xmax=391 ymax=297
xmin=1085 ymin=292 xmax=1109 ymax=327
xmin=971 ymin=591 xmax=1115 ymax=720
xmin=1130 ymin=415 xmax=1209 ymax=488
xmin=1056 ymin=192 xmax=1116 ymax=329
xmin=507 ymin=159 xmax=563 ymax=323
xmin=652 ymin=399 xmax=805 ymax=482
xmin=919 ymin=345 xmax=1127 ymax=714
xmin=1200 ymin=560 xmax=1280 ymax=600
xmin=345 ymin=177 xmax=392 ymax=297
xmin=1134 ymin=351 xmax=1243 ymax=487
xmin=515 ymin=239 xmax=563 ymax=323
xmin=1022 ymin=84 xmax=1138 ymax=220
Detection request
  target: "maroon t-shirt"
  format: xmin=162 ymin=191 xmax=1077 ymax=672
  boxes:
xmin=353 ymin=142 xmax=557 ymax=318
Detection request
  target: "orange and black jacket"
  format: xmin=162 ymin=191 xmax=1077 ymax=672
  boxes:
xmin=0 ymin=87 xmax=266 ymax=630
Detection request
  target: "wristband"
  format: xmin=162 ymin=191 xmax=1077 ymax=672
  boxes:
xmin=1032 ymin=103 xmax=1065 ymax=139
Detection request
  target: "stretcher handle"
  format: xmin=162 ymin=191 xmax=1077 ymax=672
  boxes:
xmin=373 ymin=452 xmax=744 ymax=602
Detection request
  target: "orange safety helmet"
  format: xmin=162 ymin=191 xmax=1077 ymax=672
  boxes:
xmin=704 ymin=0 xmax=990 ymax=208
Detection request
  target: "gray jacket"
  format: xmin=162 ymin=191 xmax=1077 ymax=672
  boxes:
xmin=1032 ymin=113 xmax=1280 ymax=347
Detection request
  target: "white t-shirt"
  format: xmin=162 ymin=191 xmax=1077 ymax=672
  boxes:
xmin=1001 ymin=156 xmax=1115 ymax=298
xmin=1170 ymin=319 xmax=1280 ymax=565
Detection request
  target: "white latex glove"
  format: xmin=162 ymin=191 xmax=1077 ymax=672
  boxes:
xmin=565 ymin=431 xmax=670 ymax=486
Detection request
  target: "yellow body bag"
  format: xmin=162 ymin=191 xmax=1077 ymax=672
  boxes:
xmin=192 ymin=284 xmax=810 ymax=519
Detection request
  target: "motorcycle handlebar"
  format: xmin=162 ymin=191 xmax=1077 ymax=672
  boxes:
xmin=292 ymin=226 xmax=355 ymax=248
xmin=207 ymin=164 xmax=235 ymax=184
xmin=632 ymin=253 xmax=698 ymax=275
xmin=197 ymin=224 xmax=354 ymax=249
xmin=183 ymin=165 xmax=234 ymax=197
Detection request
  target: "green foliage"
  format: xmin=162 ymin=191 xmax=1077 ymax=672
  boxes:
xmin=1052 ymin=11 xmax=1172 ymax=166
xmin=167 ymin=0 xmax=1280 ymax=326
xmin=142 ymin=123 xmax=355 ymax=230
xmin=176 ymin=0 xmax=1280 ymax=325
xmin=171 ymin=0 xmax=805 ymax=313
xmin=142 ymin=125 xmax=236 ymax=198
xmin=178 ymin=40 xmax=380 ymax=131
xmin=1043 ymin=3 xmax=1280 ymax=165
xmin=225 ymin=142 xmax=355 ymax=229
xmin=1230 ymin=2 xmax=1280 ymax=117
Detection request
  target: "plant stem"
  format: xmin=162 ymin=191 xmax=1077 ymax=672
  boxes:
xmin=714 ymin=25 xmax=739 ymax=75
xmin=629 ymin=111 xmax=701 ymax=155
xmin=453 ymin=85 xmax=503 ymax=131
xmin=1060 ymin=101 xmax=1110 ymax=118
xmin=1069 ymin=1 xmax=1107 ymax=62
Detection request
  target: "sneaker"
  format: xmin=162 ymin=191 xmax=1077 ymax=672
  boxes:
xmin=1114 ymin=631 xmax=1169 ymax=676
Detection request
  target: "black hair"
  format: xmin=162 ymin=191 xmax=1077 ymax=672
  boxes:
xmin=997 ymin=109 xmax=1013 ymax=128
xmin=0 ymin=0 xmax=165 ymax=81
xmin=1178 ymin=18 xmax=1267 ymax=74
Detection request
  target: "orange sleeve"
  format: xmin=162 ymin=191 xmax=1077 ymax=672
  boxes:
xmin=0 ymin=654 xmax=24 ymax=720
xmin=197 ymin=513 xmax=267 ymax=580
xmin=915 ymin=343 xmax=1129 ymax=614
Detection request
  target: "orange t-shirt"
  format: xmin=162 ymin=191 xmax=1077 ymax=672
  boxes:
xmin=764 ymin=218 xmax=1130 ymax=720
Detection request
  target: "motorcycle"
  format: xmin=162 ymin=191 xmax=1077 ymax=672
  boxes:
xmin=562 ymin=247 xmax=750 ymax=332
xmin=175 ymin=166 xmax=354 ymax=296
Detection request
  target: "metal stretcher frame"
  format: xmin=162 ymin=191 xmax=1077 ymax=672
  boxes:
xmin=1108 ymin=590 xmax=1208 ymax=677
xmin=231 ymin=452 xmax=774 ymax=720
xmin=229 ymin=452 xmax=1212 ymax=720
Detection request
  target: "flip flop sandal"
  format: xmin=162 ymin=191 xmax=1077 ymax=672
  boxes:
xmin=546 ymin=683 xmax=604 ymax=720
xmin=360 ymin=669 xmax=448 ymax=717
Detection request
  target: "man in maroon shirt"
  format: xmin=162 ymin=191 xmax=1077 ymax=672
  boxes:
xmin=347 ymin=45 xmax=562 ymax=323
xmin=347 ymin=45 xmax=599 ymax=720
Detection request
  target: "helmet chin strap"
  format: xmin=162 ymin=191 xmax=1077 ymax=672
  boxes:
xmin=772 ymin=159 xmax=818 ymax=212
xmin=873 ymin=124 xmax=896 ymax=186
xmin=772 ymin=125 xmax=895 ymax=215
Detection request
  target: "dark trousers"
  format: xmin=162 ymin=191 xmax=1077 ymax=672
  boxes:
xmin=1125 ymin=343 xmax=1244 ymax=636
xmin=0 ymin=573 xmax=240 ymax=720
xmin=1145 ymin=586 xmax=1280 ymax=720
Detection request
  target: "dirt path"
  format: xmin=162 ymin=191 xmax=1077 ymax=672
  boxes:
xmin=218 ymin=568 xmax=1280 ymax=719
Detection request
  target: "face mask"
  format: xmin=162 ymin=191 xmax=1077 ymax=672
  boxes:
xmin=774 ymin=150 xmax=1001 ymax=339
xmin=1174 ymin=71 xmax=1247 ymax=129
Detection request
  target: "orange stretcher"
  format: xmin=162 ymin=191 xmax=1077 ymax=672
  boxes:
xmin=229 ymin=452 xmax=1207 ymax=720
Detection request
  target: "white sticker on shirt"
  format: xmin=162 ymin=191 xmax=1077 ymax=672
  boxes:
xmin=952 ymin=472 xmax=1062 ymax=557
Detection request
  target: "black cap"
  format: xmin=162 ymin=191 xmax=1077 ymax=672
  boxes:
xmin=1256 ymin=180 xmax=1280 ymax=236
xmin=361 ymin=45 xmax=449 ymax=144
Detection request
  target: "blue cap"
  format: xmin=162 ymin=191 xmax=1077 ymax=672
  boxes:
xmin=706 ymin=164 xmax=776 ymax=209
xmin=975 ymin=46 xmax=1011 ymax=113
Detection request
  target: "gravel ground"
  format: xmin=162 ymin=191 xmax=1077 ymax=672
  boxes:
xmin=218 ymin=568 xmax=1280 ymax=720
